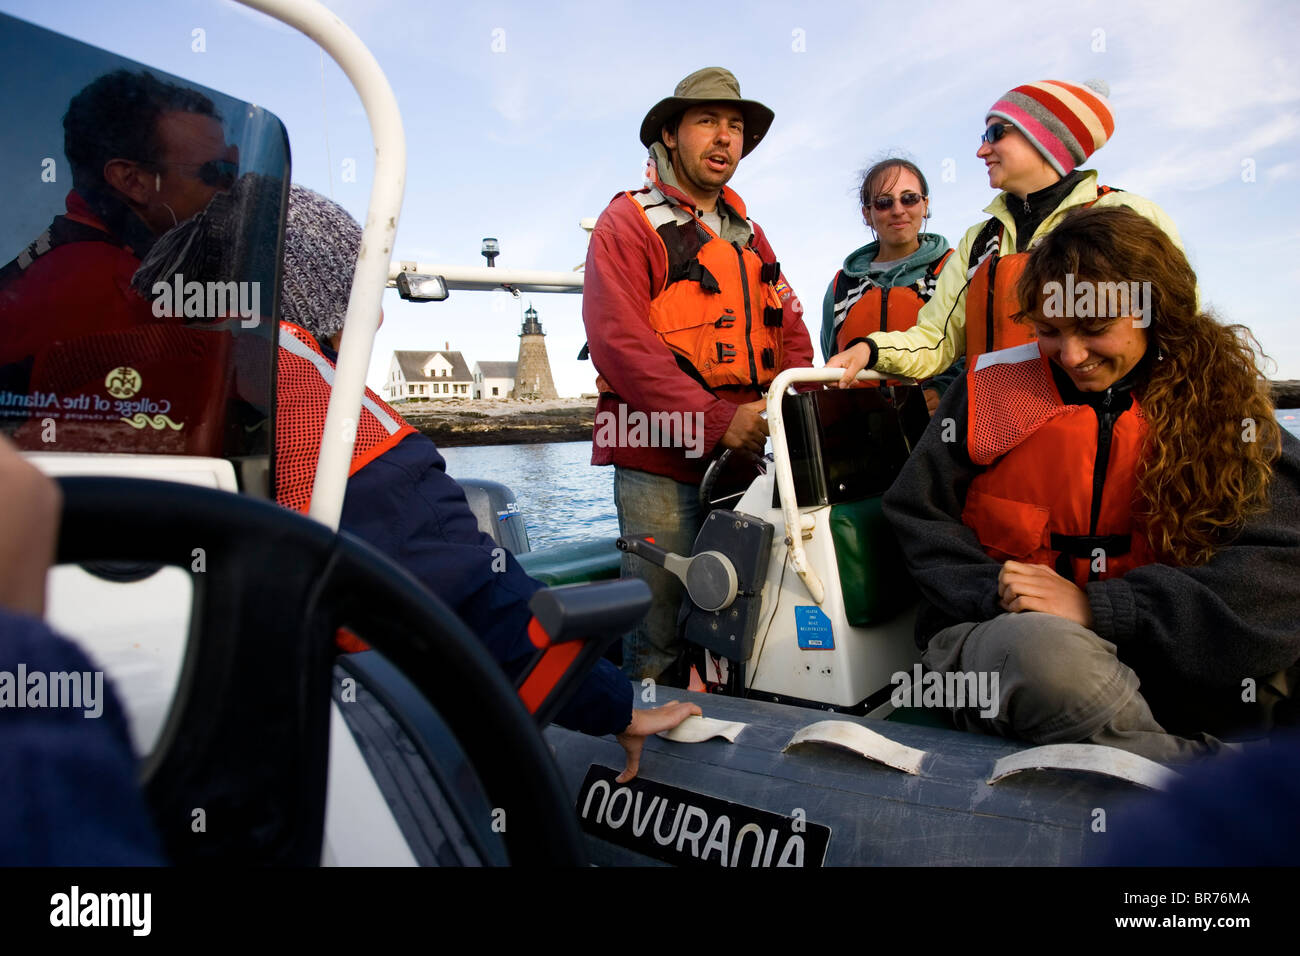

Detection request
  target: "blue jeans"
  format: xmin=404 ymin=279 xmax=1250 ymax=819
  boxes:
xmin=613 ymin=466 xmax=703 ymax=681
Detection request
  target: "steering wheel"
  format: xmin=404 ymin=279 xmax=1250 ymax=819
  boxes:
xmin=698 ymin=447 xmax=770 ymax=511
xmin=56 ymin=476 xmax=585 ymax=867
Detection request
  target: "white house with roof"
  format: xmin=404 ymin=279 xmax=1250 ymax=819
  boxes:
xmin=385 ymin=349 xmax=474 ymax=401
xmin=472 ymin=360 xmax=517 ymax=399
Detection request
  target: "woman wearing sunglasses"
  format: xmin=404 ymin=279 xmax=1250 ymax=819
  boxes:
xmin=880 ymin=205 xmax=1300 ymax=762
xmin=826 ymin=79 xmax=1187 ymax=387
xmin=821 ymin=158 xmax=954 ymax=411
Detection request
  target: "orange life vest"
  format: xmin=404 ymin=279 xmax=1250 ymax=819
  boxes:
xmin=832 ymin=249 xmax=954 ymax=353
xmin=961 ymin=342 xmax=1157 ymax=587
xmin=964 ymin=185 xmax=1119 ymax=363
xmin=275 ymin=321 xmax=417 ymax=514
xmin=629 ymin=189 xmax=785 ymax=390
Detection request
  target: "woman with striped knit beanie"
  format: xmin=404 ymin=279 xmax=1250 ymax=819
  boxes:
xmin=827 ymin=78 xmax=1190 ymax=386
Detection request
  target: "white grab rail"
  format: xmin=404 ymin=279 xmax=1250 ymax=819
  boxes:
xmin=237 ymin=0 xmax=406 ymax=531
xmin=764 ymin=368 xmax=915 ymax=604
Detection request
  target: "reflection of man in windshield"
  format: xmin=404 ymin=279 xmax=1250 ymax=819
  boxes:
xmin=0 ymin=69 xmax=237 ymax=372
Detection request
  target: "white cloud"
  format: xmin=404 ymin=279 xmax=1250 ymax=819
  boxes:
xmin=1266 ymin=161 xmax=1299 ymax=184
xmin=1113 ymin=111 xmax=1300 ymax=193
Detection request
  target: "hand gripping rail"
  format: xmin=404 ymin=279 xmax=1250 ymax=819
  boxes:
xmin=764 ymin=367 xmax=915 ymax=604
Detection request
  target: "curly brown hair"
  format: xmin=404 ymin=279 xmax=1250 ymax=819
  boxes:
xmin=1017 ymin=205 xmax=1281 ymax=566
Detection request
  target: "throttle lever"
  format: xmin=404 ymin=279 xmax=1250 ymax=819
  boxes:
xmin=617 ymin=534 xmax=739 ymax=613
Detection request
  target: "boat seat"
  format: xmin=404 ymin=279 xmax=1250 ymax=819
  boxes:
xmin=516 ymin=537 xmax=621 ymax=586
xmin=828 ymin=496 xmax=918 ymax=627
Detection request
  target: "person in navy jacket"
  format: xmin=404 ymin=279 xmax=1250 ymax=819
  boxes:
xmin=274 ymin=186 xmax=699 ymax=780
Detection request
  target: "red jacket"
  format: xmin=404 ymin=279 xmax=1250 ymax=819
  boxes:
xmin=582 ymin=173 xmax=812 ymax=483
xmin=0 ymin=190 xmax=155 ymax=369
xmin=0 ymin=190 xmax=236 ymax=457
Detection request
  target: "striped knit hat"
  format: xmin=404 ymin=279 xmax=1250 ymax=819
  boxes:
xmin=987 ymin=79 xmax=1115 ymax=176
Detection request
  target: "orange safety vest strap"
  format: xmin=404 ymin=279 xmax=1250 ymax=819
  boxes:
xmin=929 ymin=247 xmax=955 ymax=279
xmin=627 ymin=191 xmax=676 ymax=297
xmin=276 ymin=321 xmax=418 ymax=513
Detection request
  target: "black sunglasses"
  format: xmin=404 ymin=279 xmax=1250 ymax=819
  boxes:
xmin=981 ymin=122 xmax=1015 ymax=145
xmin=870 ymin=192 xmax=925 ymax=211
xmin=147 ymin=158 xmax=239 ymax=189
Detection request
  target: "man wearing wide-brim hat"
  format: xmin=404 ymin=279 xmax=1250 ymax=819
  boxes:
xmin=582 ymin=67 xmax=813 ymax=683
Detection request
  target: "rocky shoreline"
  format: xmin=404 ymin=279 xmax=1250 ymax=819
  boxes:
xmin=396 ymin=397 xmax=597 ymax=447
xmin=396 ymin=383 xmax=1300 ymax=448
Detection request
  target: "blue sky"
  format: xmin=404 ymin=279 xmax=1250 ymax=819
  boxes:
xmin=5 ymin=0 xmax=1298 ymax=396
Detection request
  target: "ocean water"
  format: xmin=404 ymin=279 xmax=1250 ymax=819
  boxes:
xmin=439 ymin=440 xmax=618 ymax=548
xmin=1281 ymin=410 xmax=1300 ymax=441
xmin=444 ymin=416 xmax=1300 ymax=548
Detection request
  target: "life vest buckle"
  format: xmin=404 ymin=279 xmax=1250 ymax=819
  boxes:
xmin=697 ymin=263 xmax=721 ymax=294
xmin=760 ymin=260 xmax=781 ymax=283
xmin=716 ymin=342 xmax=737 ymax=363
xmin=666 ymin=259 xmax=721 ymax=294
xmin=763 ymin=306 xmax=783 ymax=328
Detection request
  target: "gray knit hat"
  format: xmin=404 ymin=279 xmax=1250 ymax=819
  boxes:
xmin=281 ymin=184 xmax=364 ymax=340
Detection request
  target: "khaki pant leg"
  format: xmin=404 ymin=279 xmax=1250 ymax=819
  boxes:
xmin=922 ymin=612 xmax=1216 ymax=763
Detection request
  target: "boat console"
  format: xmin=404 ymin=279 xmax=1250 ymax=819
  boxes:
xmin=619 ymin=377 xmax=927 ymax=710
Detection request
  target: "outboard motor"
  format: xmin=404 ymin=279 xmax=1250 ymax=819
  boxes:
xmin=460 ymin=479 xmax=530 ymax=554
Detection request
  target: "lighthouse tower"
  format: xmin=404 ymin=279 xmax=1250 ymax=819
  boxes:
xmin=513 ymin=303 xmax=559 ymax=400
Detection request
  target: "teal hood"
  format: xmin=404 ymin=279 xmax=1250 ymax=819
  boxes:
xmin=840 ymin=232 xmax=950 ymax=285
xmin=821 ymin=232 xmax=951 ymax=360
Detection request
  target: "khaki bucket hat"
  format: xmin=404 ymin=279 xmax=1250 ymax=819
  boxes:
xmin=639 ymin=67 xmax=774 ymax=157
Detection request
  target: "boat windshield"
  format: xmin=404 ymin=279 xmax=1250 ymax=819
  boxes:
xmin=0 ymin=12 xmax=287 ymax=484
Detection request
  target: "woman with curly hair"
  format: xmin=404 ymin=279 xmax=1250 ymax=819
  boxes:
xmin=881 ymin=205 xmax=1300 ymax=761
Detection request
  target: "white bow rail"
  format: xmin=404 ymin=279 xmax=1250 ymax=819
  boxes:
xmin=764 ymin=367 xmax=916 ymax=604
xmin=237 ymin=0 xmax=406 ymax=531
